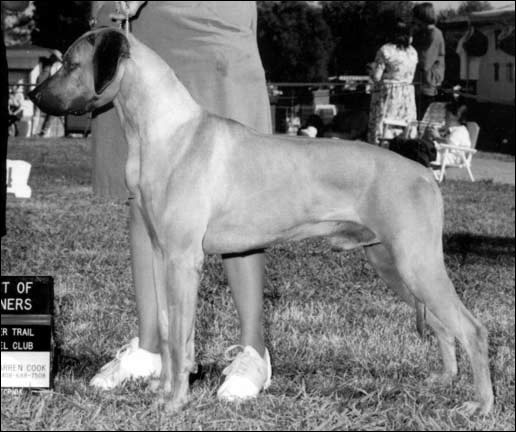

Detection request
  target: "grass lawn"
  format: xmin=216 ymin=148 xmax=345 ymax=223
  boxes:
xmin=1 ymin=138 xmax=515 ymax=431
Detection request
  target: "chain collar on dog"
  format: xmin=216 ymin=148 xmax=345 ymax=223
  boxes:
xmin=115 ymin=1 xmax=130 ymax=37
xmin=123 ymin=11 xmax=130 ymax=38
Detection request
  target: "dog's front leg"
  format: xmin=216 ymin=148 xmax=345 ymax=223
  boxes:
xmin=161 ymin=250 xmax=203 ymax=413
xmin=150 ymin=249 xmax=173 ymax=393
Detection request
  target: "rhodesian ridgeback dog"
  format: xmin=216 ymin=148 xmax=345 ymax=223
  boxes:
xmin=29 ymin=28 xmax=493 ymax=414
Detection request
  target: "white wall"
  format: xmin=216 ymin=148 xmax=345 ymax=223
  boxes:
xmin=477 ymin=25 xmax=515 ymax=105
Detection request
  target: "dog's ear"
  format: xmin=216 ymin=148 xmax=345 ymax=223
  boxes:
xmin=92 ymin=30 xmax=130 ymax=94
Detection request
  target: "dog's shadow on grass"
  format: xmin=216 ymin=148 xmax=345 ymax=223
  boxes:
xmin=444 ymin=233 xmax=515 ymax=264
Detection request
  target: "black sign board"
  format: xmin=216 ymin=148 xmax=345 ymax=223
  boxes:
xmin=1 ymin=276 xmax=53 ymax=314
xmin=1 ymin=276 xmax=54 ymax=389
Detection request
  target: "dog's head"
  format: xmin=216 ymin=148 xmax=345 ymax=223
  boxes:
xmin=28 ymin=28 xmax=130 ymax=116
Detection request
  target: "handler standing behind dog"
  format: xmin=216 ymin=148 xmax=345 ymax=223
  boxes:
xmin=89 ymin=1 xmax=273 ymax=400
xmin=412 ymin=2 xmax=445 ymax=120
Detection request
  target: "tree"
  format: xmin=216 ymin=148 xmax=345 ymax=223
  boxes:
xmin=437 ymin=7 xmax=459 ymax=23
xmin=257 ymin=1 xmax=333 ymax=82
xmin=457 ymin=1 xmax=492 ymax=15
xmin=31 ymin=1 xmax=91 ymax=52
xmin=321 ymin=1 xmax=412 ymax=76
xmin=3 ymin=3 xmax=35 ymax=47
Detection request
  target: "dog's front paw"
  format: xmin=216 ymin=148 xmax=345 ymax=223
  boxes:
xmin=149 ymin=377 xmax=172 ymax=393
xmin=163 ymin=395 xmax=189 ymax=414
xmin=149 ymin=378 xmax=161 ymax=393
xmin=150 ymin=384 xmax=190 ymax=414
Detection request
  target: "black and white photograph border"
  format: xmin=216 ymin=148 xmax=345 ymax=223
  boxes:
xmin=1 ymin=1 xmax=514 ymax=431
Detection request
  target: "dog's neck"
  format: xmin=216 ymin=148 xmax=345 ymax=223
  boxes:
xmin=113 ymin=35 xmax=202 ymax=142
xmin=112 ymin=35 xmax=203 ymax=194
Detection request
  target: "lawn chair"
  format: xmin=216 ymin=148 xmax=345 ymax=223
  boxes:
xmin=380 ymin=102 xmax=447 ymax=147
xmin=430 ymin=122 xmax=479 ymax=182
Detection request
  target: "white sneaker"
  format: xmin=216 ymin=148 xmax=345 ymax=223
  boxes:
xmin=217 ymin=345 xmax=272 ymax=401
xmin=89 ymin=337 xmax=162 ymax=390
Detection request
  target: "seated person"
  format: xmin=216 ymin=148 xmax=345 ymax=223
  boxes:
xmin=8 ymin=88 xmax=24 ymax=136
xmin=298 ymin=114 xmax=325 ymax=138
xmin=298 ymin=111 xmax=369 ymax=141
xmin=429 ymin=101 xmax=471 ymax=165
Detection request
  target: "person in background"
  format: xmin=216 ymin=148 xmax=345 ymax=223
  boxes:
xmin=412 ymin=2 xmax=445 ymax=119
xmin=8 ymin=86 xmax=23 ymax=135
xmin=1 ymin=1 xmax=30 ymax=237
xmin=88 ymin=1 xmax=272 ymax=402
xmin=299 ymin=114 xmax=325 ymax=138
xmin=431 ymin=101 xmax=471 ymax=166
xmin=367 ymin=19 xmax=418 ymax=145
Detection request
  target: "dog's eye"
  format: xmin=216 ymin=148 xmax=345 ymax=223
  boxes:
xmin=64 ymin=61 xmax=79 ymax=71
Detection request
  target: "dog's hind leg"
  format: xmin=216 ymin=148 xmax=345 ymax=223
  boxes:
xmin=364 ymin=243 xmax=458 ymax=384
xmin=372 ymin=240 xmax=493 ymax=414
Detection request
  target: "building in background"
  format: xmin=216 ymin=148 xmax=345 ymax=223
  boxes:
xmin=5 ymin=44 xmax=60 ymax=89
xmin=447 ymin=4 xmax=514 ymax=105
xmin=6 ymin=44 xmax=70 ymax=137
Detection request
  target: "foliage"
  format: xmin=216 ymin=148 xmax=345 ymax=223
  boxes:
xmin=3 ymin=2 xmax=35 ymax=47
xmin=257 ymin=1 xmax=414 ymax=80
xmin=457 ymin=0 xmax=492 ymax=15
xmin=3 ymin=0 xmax=498 ymax=82
xmin=438 ymin=7 xmax=459 ymax=23
xmin=438 ymin=0 xmax=492 ymax=22
xmin=321 ymin=1 xmax=413 ymax=76
xmin=31 ymin=0 xmax=91 ymax=53
xmin=257 ymin=1 xmax=333 ymax=82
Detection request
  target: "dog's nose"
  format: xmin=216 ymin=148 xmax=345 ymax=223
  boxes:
xmin=27 ymin=86 xmax=66 ymax=115
xmin=27 ymin=88 xmax=40 ymax=103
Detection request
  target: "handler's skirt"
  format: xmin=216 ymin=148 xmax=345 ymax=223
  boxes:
xmin=91 ymin=1 xmax=272 ymax=200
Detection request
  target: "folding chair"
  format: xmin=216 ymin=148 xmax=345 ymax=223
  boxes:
xmin=380 ymin=102 xmax=447 ymax=147
xmin=431 ymin=122 xmax=479 ymax=182
xmin=380 ymin=118 xmax=409 ymax=147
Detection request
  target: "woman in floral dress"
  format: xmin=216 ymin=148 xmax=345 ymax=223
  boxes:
xmin=368 ymin=20 xmax=418 ymax=145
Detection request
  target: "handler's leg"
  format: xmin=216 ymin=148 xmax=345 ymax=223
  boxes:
xmin=89 ymin=199 xmax=161 ymax=389
xmin=130 ymin=198 xmax=161 ymax=354
xmin=223 ymin=250 xmax=266 ymax=355
xmin=217 ymin=250 xmax=272 ymax=401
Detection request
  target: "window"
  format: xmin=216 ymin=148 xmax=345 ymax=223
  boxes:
xmin=507 ymin=63 xmax=514 ymax=82
xmin=494 ymin=29 xmax=501 ymax=49
xmin=494 ymin=63 xmax=500 ymax=82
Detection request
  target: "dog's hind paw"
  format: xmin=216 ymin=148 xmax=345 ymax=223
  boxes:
xmin=457 ymin=400 xmax=492 ymax=416
xmin=149 ymin=378 xmax=161 ymax=393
